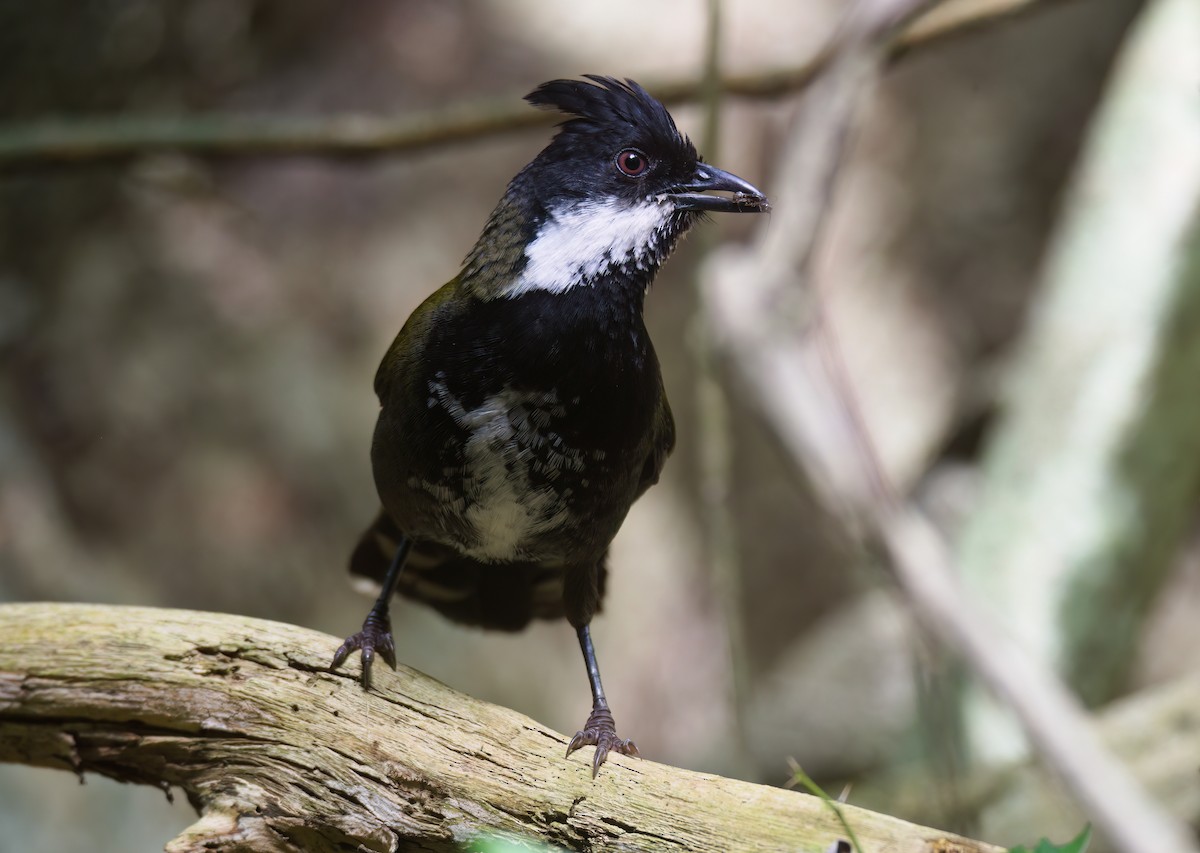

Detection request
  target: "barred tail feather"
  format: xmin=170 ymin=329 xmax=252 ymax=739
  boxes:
xmin=348 ymin=511 xmax=580 ymax=631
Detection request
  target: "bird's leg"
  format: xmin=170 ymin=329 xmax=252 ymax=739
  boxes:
xmin=566 ymin=623 xmax=639 ymax=776
xmin=331 ymin=536 xmax=411 ymax=689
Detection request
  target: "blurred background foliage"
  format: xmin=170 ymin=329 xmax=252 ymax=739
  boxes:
xmin=2 ymin=0 xmax=1196 ymax=850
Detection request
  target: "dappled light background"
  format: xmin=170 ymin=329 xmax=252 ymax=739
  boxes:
xmin=5 ymin=0 xmax=1195 ymax=851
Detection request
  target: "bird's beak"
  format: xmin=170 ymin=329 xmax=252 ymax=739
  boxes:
xmin=667 ymin=164 xmax=771 ymax=213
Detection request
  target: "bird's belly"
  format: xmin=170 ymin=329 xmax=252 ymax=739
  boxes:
xmin=398 ymin=383 xmax=639 ymax=563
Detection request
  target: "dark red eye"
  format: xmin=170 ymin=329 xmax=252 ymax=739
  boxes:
xmin=615 ymin=149 xmax=649 ymax=177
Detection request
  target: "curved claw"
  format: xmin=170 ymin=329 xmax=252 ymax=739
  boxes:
xmin=330 ymin=610 xmax=396 ymax=690
xmin=377 ymin=639 xmax=397 ymax=670
xmin=330 ymin=640 xmax=354 ymax=671
xmin=360 ymin=645 xmax=376 ymax=687
xmin=566 ymin=706 xmax=640 ymax=777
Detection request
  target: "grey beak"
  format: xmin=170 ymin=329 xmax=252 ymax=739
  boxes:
xmin=668 ymin=164 xmax=770 ymax=213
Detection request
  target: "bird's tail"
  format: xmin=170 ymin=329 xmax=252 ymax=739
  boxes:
xmin=349 ymin=511 xmax=577 ymax=631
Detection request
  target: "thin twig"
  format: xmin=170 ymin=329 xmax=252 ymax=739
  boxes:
xmin=702 ymin=0 xmax=1200 ymax=849
xmin=0 ymin=0 xmax=1064 ymax=169
xmin=879 ymin=510 xmax=1197 ymax=853
xmin=691 ymin=0 xmax=753 ymax=766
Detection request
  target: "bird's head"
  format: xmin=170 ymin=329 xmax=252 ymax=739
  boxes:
xmin=463 ymin=75 xmax=769 ymax=300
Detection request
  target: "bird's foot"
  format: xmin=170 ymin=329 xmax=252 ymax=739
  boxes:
xmin=566 ymin=706 xmax=639 ymax=777
xmin=330 ymin=607 xmax=396 ymax=689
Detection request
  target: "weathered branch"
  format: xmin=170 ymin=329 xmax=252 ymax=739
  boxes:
xmin=0 ymin=602 xmax=999 ymax=853
xmin=0 ymin=0 xmax=1060 ymax=169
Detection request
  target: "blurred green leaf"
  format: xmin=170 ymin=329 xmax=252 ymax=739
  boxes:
xmin=462 ymin=835 xmax=569 ymax=853
xmin=1008 ymin=825 xmax=1092 ymax=853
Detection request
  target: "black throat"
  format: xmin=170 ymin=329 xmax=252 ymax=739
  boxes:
xmin=432 ymin=267 xmax=657 ymax=415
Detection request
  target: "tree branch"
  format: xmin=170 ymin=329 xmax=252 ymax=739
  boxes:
xmin=0 ymin=602 xmax=999 ymax=853
xmin=701 ymin=0 xmax=1200 ymax=850
xmin=0 ymin=0 xmax=1062 ymax=169
xmin=861 ymin=672 xmax=1200 ymax=835
xmin=954 ymin=0 xmax=1200 ymax=713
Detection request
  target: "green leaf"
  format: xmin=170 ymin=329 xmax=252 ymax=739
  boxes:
xmin=785 ymin=759 xmax=864 ymax=853
xmin=462 ymin=835 xmax=568 ymax=853
xmin=1008 ymin=825 xmax=1092 ymax=853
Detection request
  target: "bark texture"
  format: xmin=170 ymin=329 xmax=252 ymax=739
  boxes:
xmin=0 ymin=602 xmax=1000 ymax=852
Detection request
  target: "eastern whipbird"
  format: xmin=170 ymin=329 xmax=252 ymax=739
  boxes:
xmin=332 ymin=75 xmax=769 ymax=775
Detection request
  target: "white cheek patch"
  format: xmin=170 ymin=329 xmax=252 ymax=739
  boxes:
xmin=502 ymin=198 xmax=672 ymax=297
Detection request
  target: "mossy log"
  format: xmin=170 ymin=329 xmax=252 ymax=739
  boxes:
xmin=0 ymin=602 xmax=999 ymax=852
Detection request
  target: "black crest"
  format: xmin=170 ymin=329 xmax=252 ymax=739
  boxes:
xmin=525 ymin=75 xmax=694 ymax=160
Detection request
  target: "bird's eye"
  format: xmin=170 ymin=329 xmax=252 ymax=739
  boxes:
xmin=615 ymin=149 xmax=649 ymax=178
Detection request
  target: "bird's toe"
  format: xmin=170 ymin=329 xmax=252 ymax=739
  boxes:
xmin=330 ymin=610 xmax=396 ymax=689
xmin=566 ymin=706 xmax=639 ymax=777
